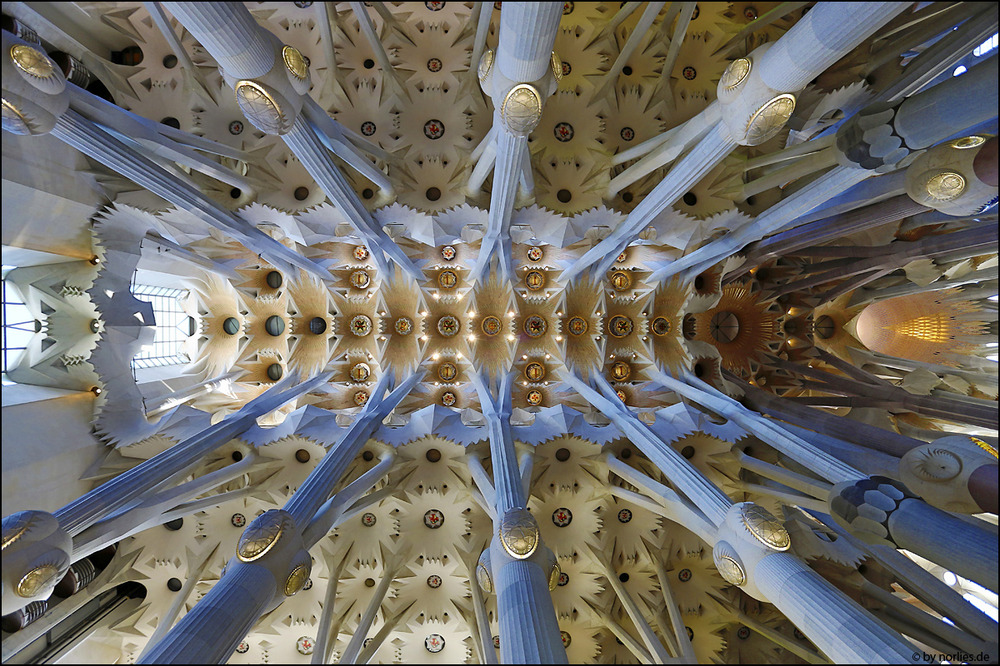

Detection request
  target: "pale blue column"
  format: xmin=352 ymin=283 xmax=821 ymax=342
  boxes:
xmin=55 ymin=373 xmax=330 ymax=536
xmin=50 ymin=108 xmax=328 ymax=281
xmin=140 ymin=373 xmax=420 ymax=664
xmin=472 ymin=372 xmax=566 ymax=663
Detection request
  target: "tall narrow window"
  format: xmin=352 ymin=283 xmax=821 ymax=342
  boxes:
xmin=130 ymin=284 xmax=193 ymax=369
xmin=1 ymin=268 xmax=38 ymax=382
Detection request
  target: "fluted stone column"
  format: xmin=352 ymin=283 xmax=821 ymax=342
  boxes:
xmin=472 ymin=2 xmax=562 ymax=282
xmin=140 ymin=373 xmax=420 ymax=664
xmin=1 ymin=374 xmax=326 ymax=616
xmin=162 ymin=2 xmax=422 ymax=280
xmin=1 ymin=29 xmax=328 ymax=281
xmin=140 ymin=556 xmax=279 ymax=663
xmin=495 ymin=2 xmax=563 ymax=83
xmin=562 ymin=2 xmax=910 ymax=282
xmin=752 ymin=553 xmax=918 ymax=663
xmin=470 ymin=372 xmax=566 ymax=663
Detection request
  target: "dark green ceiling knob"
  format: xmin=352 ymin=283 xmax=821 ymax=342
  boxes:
xmin=223 ymin=317 xmax=240 ymax=336
xmin=265 ymin=315 xmax=285 ymax=336
xmin=266 ymin=271 xmax=283 ymax=289
xmin=309 ymin=317 xmax=327 ymax=335
xmin=266 ymin=363 xmax=283 ymax=381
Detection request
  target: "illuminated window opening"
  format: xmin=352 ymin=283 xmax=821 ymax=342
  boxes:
xmin=130 ymin=284 xmax=194 ymax=369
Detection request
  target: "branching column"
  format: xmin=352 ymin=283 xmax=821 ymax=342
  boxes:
xmin=161 ymin=2 xmax=423 ymax=280
xmin=470 ymin=372 xmax=566 ymax=664
xmin=139 ymin=373 xmax=420 ymax=664
xmin=1 ymin=374 xmax=326 ymax=615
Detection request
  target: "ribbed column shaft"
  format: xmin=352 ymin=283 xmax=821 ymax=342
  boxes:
xmin=484 ymin=129 xmax=526 ymax=281
xmin=496 ymin=2 xmax=563 ymax=82
xmin=162 ymin=2 xmax=274 ymax=79
xmin=284 ymin=373 xmax=419 ymax=524
xmin=653 ymin=166 xmax=871 ymax=282
xmin=54 ymin=375 xmax=326 ymax=535
xmin=283 ymin=115 xmax=423 ymax=280
xmin=753 ymin=553 xmax=916 ymax=663
xmin=564 ymin=123 xmax=736 ymax=281
xmin=757 ymin=2 xmax=910 ymax=92
xmin=562 ymin=372 xmax=732 ymax=525
xmin=894 ymin=54 xmax=999 ymax=150
xmin=494 ymin=559 xmax=567 ymax=663
xmin=889 ymin=499 xmax=999 ymax=593
xmin=51 ymin=108 xmax=325 ymax=280
xmin=658 ymin=369 xmax=865 ymax=483
xmin=745 ymin=194 xmax=930 ymax=267
xmin=138 ymin=562 xmax=275 ymax=664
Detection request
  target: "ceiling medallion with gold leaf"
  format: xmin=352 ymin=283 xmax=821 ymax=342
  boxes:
xmin=523 ymin=315 xmax=547 ymax=338
xmin=610 ymin=361 xmax=631 ymax=382
xmin=740 ymin=504 xmax=791 ymax=551
xmin=438 ymin=362 xmax=457 ymax=382
xmin=350 ymin=314 xmax=373 ymax=337
xmin=354 ymin=390 xmax=369 ymax=406
xmin=527 ymin=246 xmax=544 ymax=262
xmin=438 ymin=270 xmax=458 ymax=289
xmin=394 ymin=317 xmax=413 ymax=335
xmin=610 ymin=271 xmax=632 ymax=291
xmin=282 ymin=45 xmax=308 ymax=80
xmin=353 ymin=245 xmax=370 ymax=261
xmin=652 ymin=316 xmax=672 ymax=336
xmin=350 ymin=270 xmax=371 ymax=289
xmin=525 ymin=270 xmax=545 ymax=291
xmin=437 ymin=315 xmax=460 ymax=337
xmin=482 ymin=315 xmax=503 ymax=336
xmin=441 ymin=391 xmax=457 ymax=406
xmin=567 ymin=316 xmax=588 ymax=336
xmin=526 ymin=389 xmax=543 ymax=406
xmin=608 ymin=315 xmax=633 ymax=338
xmin=350 ymin=362 xmax=371 ymax=382
xmin=525 ymin=362 xmax=545 ymax=382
